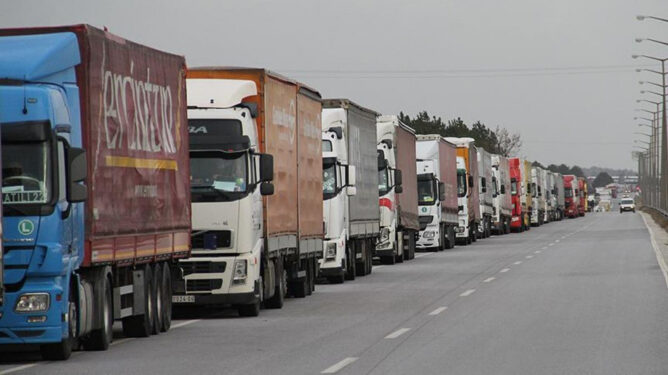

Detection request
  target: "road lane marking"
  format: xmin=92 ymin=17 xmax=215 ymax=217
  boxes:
xmin=542 ymin=246 xmax=548 ymax=250
xmin=428 ymin=306 xmax=448 ymax=316
xmin=110 ymin=338 xmax=133 ymax=346
xmin=513 ymin=261 xmax=522 ymax=265
xmin=526 ymin=255 xmax=533 ymax=259
xmin=640 ymin=213 xmax=668 ymax=289
xmin=460 ymin=289 xmax=476 ymax=297
xmin=535 ymin=250 xmax=541 ymax=254
xmin=321 ymin=357 xmax=358 ymax=374
xmin=555 ymin=239 xmax=560 ymax=243
xmin=385 ymin=328 xmax=411 ymax=339
xmin=0 ymin=365 xmax=38 ymax=375
xmin=483 ymin=277 xmax=495 ymax=283
xmin=171 ymin=319 xmax=201 ymax=329
xmin=500 ymin=268 xmax=510 ymax=273
xmin=548 ymin=243 xmax=554 ymax=247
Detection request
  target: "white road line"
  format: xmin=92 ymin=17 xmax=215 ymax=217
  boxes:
xmin=526 ymin=255 xmax=533 ymax=259
xmin=321 ymin=357 xmax=358 ymax=374
xmin=555 ymin=239 xmax=560 ymax=243
xmin=0 ymin=364 xmax=39 ymax=375
xmin=513 ymin=261 xmax=522 ymax=265
xmin=110 ymin=338 xmax=133 ymax=347
xmin=542 ymin=246 xmax=548 ymax=250
xmin=460 ymin=289 xmax=476 ymax=297
xmin=171 ymin=319 xmax=201 ymax=329
xmin=385 ymin=328 xmax=411 ymax=339
xmin=534 ymin=250 xmax=541 ymax=254
xmin=500 ymin=268 xmax=510 ymax=273
xmin=428 ymin=306 xmax=448 ymax=316
xmin=640 ymin=213 xmax=668 ymax=289
xmin=483 ymin=277 xmax=495 ymax=283
xmin=548 ymin=243 xmax=554 ymax=247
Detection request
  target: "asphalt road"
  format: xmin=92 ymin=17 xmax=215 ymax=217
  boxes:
xmin=2 ymin=210 xmax=667 ymax=375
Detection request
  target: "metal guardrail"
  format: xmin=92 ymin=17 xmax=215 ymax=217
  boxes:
xmin=643 ymin=205 xmax=668 ymax=220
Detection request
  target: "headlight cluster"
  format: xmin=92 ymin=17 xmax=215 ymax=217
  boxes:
xmin=15 ymin=293 xmax=50 ymax=313
xmin=325 ymin=243 xmax=337 ymax=260
xmin=232 ymin=259 xmax=247 ymax=284
xmin=380 ymin=227 xmax=390 ymax=243
xmin=423 ymin=231 xmax=435 ymax=239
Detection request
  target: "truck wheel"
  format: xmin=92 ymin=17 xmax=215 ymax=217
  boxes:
xmin=306 ymin=260 xmax=314 ymax=296
xmin=151 ymin=264 xmax=163 ymax=335
xmin=367 ymin=242 xmax=374 ymax=274
xmin=41 ymin=285 xmax=76 ymax=360
xmin=408 ymin=235 xmax=416 ymax=259
xmin=122 ymin=265 xmax=154 ymax=338
xmin=82 ymin=275 xmax=113 ymax=351
xmin=160 ymin=263 xmax=172 ymax=332
xmin=327 ymin=274 xmax=345 ymax=284
xmin=265 ymin=263 xmax=286 ymax=309
xmin=290 ymin=277 xmax=309 ymax=298
xmin=471 ymin=225 xmax=477 ymax=242
xmin=381 ymin=255 xmax=396 ymax=265
xmin=344 ymin=247 xmax=356 ymax=280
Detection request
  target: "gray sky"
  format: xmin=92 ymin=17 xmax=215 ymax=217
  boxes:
xmin=3 ymin=0 xmax=668 ymax=170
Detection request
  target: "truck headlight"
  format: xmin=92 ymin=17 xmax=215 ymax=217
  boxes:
xmin=325 ymin=243 xmax=337 ymax=260
xmin=15 ymin=293 xmax=50 ymax=313
xmin=423 ymin=231 xmax=435 ymax=239
xmin=232 ymin=259 xmax=247 ymax=284
xmin=380 ymin=228 xmax=390 ymax=243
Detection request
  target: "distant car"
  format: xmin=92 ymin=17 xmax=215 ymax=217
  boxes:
xmin=619 ymin=198 xmax=635 ymax=213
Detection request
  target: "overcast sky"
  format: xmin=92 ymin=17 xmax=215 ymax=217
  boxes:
xmin=3 ymin=0 xmax=668 ymax=170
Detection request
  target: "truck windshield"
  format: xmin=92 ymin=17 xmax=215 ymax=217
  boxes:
xmin=2 ymin=142 xmax=52 ymax=207
xmin=511 ymin=181 xmax=518 ymax=196
xmin=565 ymin=189 xmax=573 ymax=198
xmin=323 ymin=159 xmax=337 ymax=199
xmin=190 ymin=151 xmax=248 ymax=202
xmin=457 ymin=170 xmax=467 ymax=197
xmin=378 ymin=167 xmax=389 ymax=196
xmin=418 ymin=178 xmax=436 ymax=205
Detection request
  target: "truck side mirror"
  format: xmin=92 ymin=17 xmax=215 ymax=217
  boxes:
xmin=259 ymin=154 xmax=274 ymax=182
xmin=468 ymin=175 xmax=474 ymax=188
xmin=68 ymin=147 xmax=88 ymax=203
xmin=501 ymin=185 xmax=506 ymax=194
xmin=395 ymin=185 xmax=403 ymax=194
xmin=260 ymin=182 xmax=274 ymax=196
xmin=439 ymin=182 xmax=446 ymax=201
xmin=481 ymin=177 xmax=487 ymax=193
xmin=346 ymin=186 xmax=357 ymax=196
xmin=394 ymin=169 xmax=402 ymax=187
xmin=346 ymin=165 xmax=356 ymax=187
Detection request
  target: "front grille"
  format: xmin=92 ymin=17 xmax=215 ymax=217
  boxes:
xmin=186 ymin=279 xmax=223 ymax=292
xmin=419 ymin=215 xmax=433 ymax=231
xmin=15 ymin=330 xmax=45 ymax=338
xmin=181 ymin=261 xmax=226 ymax=276
xmin=191 ymin=231 xmax=231 ymax=249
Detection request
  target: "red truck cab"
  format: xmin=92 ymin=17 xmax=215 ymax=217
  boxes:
xmin=509 ymin=158 xmax=524 ymax=231
xmin=563 ymin=175 xmax=578 ymax=218
xmin=577 ymin=177 xmax=586 ymax=216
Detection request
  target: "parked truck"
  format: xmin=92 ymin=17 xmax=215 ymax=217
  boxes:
xmin=376 ymin=115 xmax=419 ymax=264
xmin=0 ymin=25 xmax=191 ymax=359
xmin=177 ymin=68 xmax=323 ymax=316
xmin=321 ymin=99 xmax=380 ymax=282
xmin=541 ymin=168 xmax=551 ymax=224
xmin=578 ymin=177 xmax=587 ymax=216
xmin=523 ymin=160 xmax=534 ymax=229
xmin=551 ymin=172 xmax=565 ymax=221
xmin=509 ymin=158 xmax=526 ymax=232
xmin=476 ymin=148 xmax=494 ymax=238
xmin=415 ymin=135 xmax=458 ymax=251
xmin=564 ymin=174 xmax=579 ymax=218
xmin=530 ymin=166 xmax=545 ymax=226
xmin=445 ymin=137 xmax=480 ymax=244
xmin=491 ymin=155 xmax=512 ymax=234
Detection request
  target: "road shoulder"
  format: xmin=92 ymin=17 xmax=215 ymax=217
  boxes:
xmin=640 ymin=211 xmax=668 ymax=288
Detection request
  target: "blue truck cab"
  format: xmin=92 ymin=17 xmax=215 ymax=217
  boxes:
xmin=0 ymin=31 xmax=88 ymax=359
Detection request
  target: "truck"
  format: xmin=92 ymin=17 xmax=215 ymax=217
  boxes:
xmin=376 ymin=115 xmax=419 ymax=264
xmin=477 ymin=148 xmax=494 ymax=238
xmin=552 ymin=172 xmax=565 ymax=221
xmin=445 ymin=137 xmax=480 ymax=244
xmin=530 ymin=166 xmax=545 ymax=226
xmin=523 ymin=160 xmax=534 ymax=229
xmin=321 ymin=99 xmax=380 ymax=282
xmin=509 ymin=158 xmax=527 ymax=232
xmin=541 ymin=168 xmax=551 ymax=224
xmin=491 ymin=155 xmax=512 ymax=235
xmin=563 ymin=174 xmax=579 ymax=218
xmin=415 ymin=135 xmax=458 ymax=251
xmin=0 ymin=25 xmax=191 ymax=359
xmin=177 ymin=67 xmax=323 ymax=316
xmin=578 ymin=177 xmax=587 ymax=216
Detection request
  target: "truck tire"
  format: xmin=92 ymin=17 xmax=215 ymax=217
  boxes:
xmin=82 ymin=275 xmax=113 ymax=351
xmin=356 ymin=241 xmax=367 ymax=276
xmin=160 ymin=263 xmax=172 ymax=332
xmin=327 ymin=274 xmax=345 ymax=284
xmin=290 ymin=277 xmax=309 ymax=298
xmin=344 ymin=246 xmax=356 ymax=280
xmin=471 ymin=224 xmax=477 ymax=242
xmin=151 ymin=263 xmax=163 ymax=335
xmin=367 ymin=241 xmax=374 ymax=274
xmin=381 ymin=255 xmax=396 ymax=265
xmin=41 ymin=284 xmax=76 ymax=360
xmin=265 ymin=260 xmax=286 ymax=309
xmin=306 ymin=260 xmax=314 ymax=296
xmin=122 ymin=265 xmax=154 ymax=338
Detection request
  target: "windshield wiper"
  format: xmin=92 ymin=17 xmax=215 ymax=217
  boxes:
xmin=191 ymin=186 xmax=238 ymax=200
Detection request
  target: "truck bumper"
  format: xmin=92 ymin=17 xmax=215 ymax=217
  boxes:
xmin=318 ymin=266 xmax=344 ymax=278
xmin=510 ymin=215 xmax=522 ymax=228
xmin=417 ymin=225 xmax=439 ymax=249
xmin=0 ymin=284 xmax=66 ymax=345
xmin=375 ymin=248 xmax=395 ymax=257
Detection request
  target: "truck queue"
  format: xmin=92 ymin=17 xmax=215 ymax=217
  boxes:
xmin=0 ymin=24 xmax=588 ymax=360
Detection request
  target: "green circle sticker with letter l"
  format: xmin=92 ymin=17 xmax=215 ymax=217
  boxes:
xmin=18 ymin=220 xmax=34 ymax=236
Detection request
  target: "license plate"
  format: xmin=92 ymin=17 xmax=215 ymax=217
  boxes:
xmin=172 ymin=295 xmax=195 ymax=303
